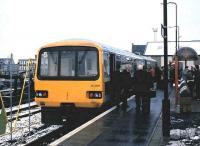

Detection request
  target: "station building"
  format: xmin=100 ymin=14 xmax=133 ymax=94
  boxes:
xmin=132 ymin=40 xmax=200 ymax=69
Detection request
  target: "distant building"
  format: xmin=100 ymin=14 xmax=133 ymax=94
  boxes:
xmin=0 ymin=57 xmax=17 ymax=75
xmin=132 ymin=40 xmax=200 ymax=68
xmin=0 ymin=55 xmax=37 ymax=76
xmin=132 ymin=44 xmax=146 ymax=55
xmin=18 ymin=58 xmax=36 ymax=73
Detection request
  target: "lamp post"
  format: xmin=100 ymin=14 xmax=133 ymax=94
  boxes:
xmin=162 ymin=0 xmax=170 ymax=137
xmin=168 ymin=2 xmax=177 ymax=51
xmin=168 ymin=2 xmax=179 ymax=105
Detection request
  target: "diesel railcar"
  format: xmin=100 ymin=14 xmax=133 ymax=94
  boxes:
xmin=34 ymin=40 xmax=150 ymax=124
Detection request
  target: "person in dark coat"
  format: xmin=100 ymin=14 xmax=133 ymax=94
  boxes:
xmin=133 ymin=64 xmax=152 ymax=114
xmin=160 ymin=66 xmax=164 ymax=90
xmin=186 ymin=67 xmax=194 ymax=98
xmin=155 ymin=64 xmax=161 ymax=89
xmin=194 ymin=65 xmax=200 ymax=100
xmin=120 ymin=67 xmax=131 ymax=111
xmin=111 ymin=64 xmax=121 ymax=107
xmin=169 ymin=64 xmax=175 ymax=87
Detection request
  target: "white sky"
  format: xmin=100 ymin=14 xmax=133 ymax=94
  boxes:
xmin=0 ymin=0 xmax=200 ymax=62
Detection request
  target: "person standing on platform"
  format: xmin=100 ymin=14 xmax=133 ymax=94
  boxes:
xmin=155 ymin=64 xmax=161 ymax=89
xmin=149 ymin=66 xmax=155 ymax=82
xmin=133 ymin=64 xmax=152 ymax=114
xmin=169 ymin=64 xmax=175 ymax=86
xmin=120 ymin=66 xmax=131 ymax=111
xmin=112 ymin=64 xmax=121 ymax=108
xmin=160 ymin=66 xmax=164 ymax=90
xmin=194 ymin=65 xmax=200 ymax=100
xmin=181 ymin=66 xmax=189 ymax=81
xmin=186 ymin=67 xmax=194 ymax=98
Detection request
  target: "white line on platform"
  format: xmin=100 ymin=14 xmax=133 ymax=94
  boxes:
xmin=49 ymin=96 xmax=134 ymax=146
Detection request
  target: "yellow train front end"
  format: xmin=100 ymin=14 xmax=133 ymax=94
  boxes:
xmin=34 ymin=40 xmax=105 ymax=124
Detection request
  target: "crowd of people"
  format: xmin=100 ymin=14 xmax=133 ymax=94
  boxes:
xmin=111 ymin=62 xmax=200 ymax=115
xmin=169 ymin=63 xmax=200 ymax=100
xmin=111 ymin=64 xmax=156 ymax=114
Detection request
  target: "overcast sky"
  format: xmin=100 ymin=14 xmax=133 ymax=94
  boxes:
xmin=0 ymin=0 xmax=200 ymax=62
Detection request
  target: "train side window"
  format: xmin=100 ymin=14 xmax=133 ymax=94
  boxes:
xmin=103 ymin=53 xmax=110 ymax=81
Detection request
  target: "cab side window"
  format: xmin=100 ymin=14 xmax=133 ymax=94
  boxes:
xmin=103 ymin=52 xmax=110 ymax=81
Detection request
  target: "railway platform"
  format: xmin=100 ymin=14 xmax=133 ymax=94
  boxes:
xmin=50 ymin=89 xmax=167 ymax=146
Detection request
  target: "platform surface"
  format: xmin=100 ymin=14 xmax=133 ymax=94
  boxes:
xmin=51 ymin=90 xmax=164 ymax=146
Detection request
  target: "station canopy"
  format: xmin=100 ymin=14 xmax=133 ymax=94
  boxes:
xmin=144 ymin=41 xmax=200 ymax=56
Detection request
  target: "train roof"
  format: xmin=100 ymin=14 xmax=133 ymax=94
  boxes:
xmin=102 ymin=45 xmax=143 ymax=60
xmin=40 ymin=39 xmax=143 ymax=60
xmin=41 ymin=39 xmax=101 ymax=49
xmin=139 ymin=55 xmax=156 ymax=62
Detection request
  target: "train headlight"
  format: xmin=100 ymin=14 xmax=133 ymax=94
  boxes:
xmin=87 ymin=91 xmax=102 ymax=99
xmin=94 ymin=93 xmax=99 ymax=98
xmin=35 ymin=90 xmax=48 ymax=98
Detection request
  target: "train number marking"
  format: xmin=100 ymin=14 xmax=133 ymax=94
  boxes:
xmin=91 ymin=84 xmax=100 ymax=87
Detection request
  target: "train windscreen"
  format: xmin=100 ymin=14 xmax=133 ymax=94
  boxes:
xmin=38 ymin=46 xmax=99 ymax=80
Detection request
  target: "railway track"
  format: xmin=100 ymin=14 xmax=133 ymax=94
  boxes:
xmin=0 ymin=87 xmax=35 ymax=108
xmin=0 ymin=102 xmax=60 ymax=146
xmin=7 ymin=105 xmax=41 ymax=122
xmin=23 ymin=97 xmax=134 ymax=146
xmin=5 ymin=102 xmax=38 ymax=115
xmin=25 ymin=103 xmax=114 ymax=146
xmin=0 ymin=100 xmax=122 ymax=146
xmin=3 ymin=101 xmax=41 ymax=124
